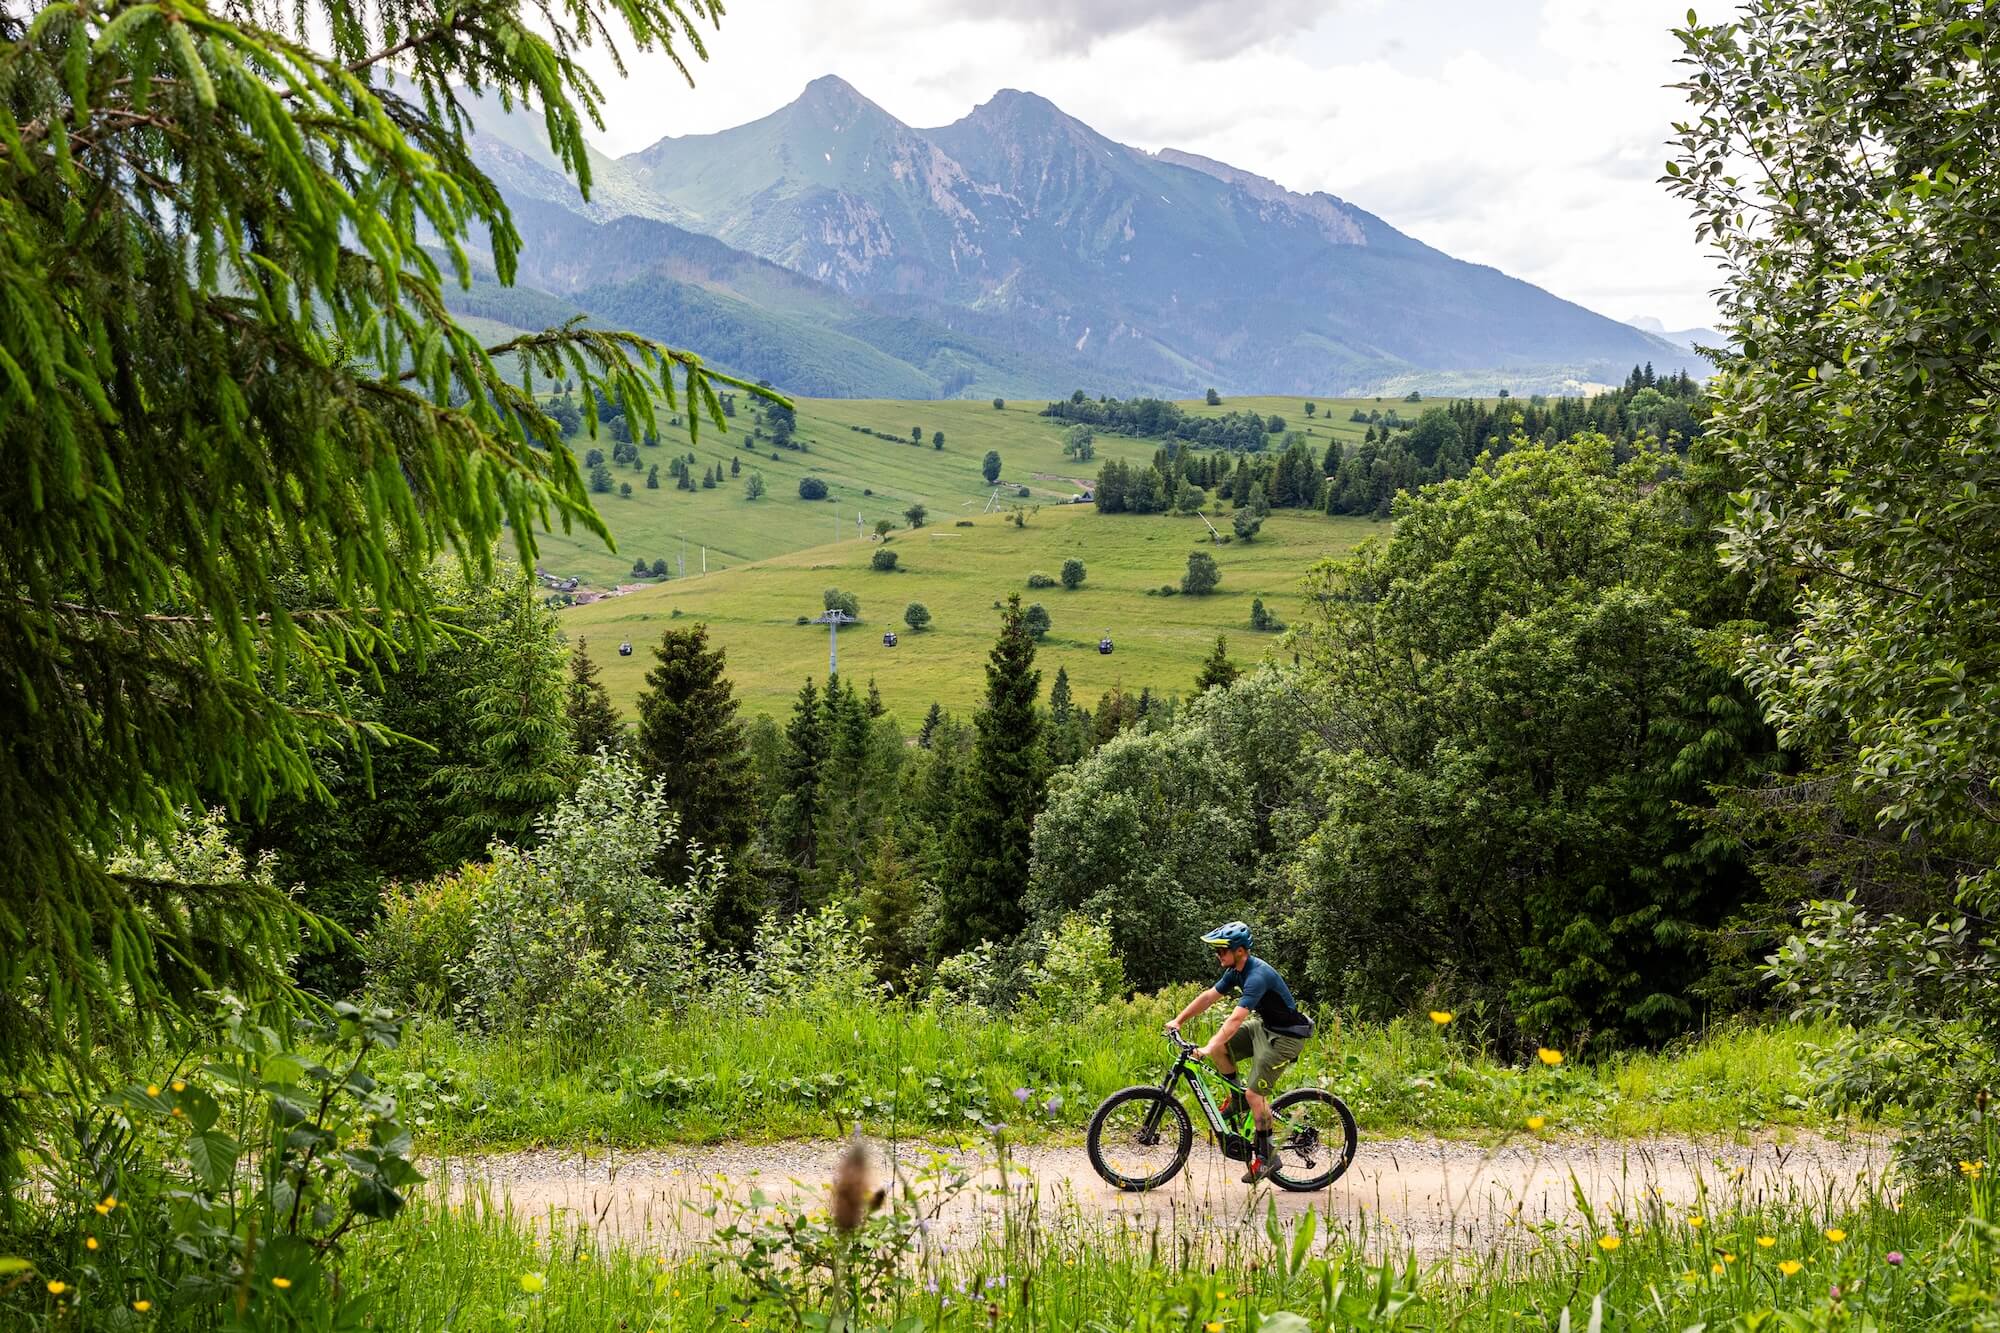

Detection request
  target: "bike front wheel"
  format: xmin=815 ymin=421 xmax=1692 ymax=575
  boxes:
xmin=1265 ymin=1087 xmax=1358 ymax=1192
xmin=1087 ymin=1086 xmax=1194 ymax=1192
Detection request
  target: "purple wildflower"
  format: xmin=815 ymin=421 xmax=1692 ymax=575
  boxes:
xmin=1886 ymin=1252 xmax=1904 ymax=1267
xmin=1013 ymin=1087 xmax=1032 ymax=1103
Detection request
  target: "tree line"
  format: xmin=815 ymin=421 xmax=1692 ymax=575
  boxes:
xmin=1091 ymin=373 xmax=1707 ymax=520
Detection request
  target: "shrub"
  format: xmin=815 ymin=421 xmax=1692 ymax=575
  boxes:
xmin=363 ymin=864 xmax=489 ymax=1015
xmin=1016 ymin=485 xmax=1030 ymax=498
xmin=798 ymin=476 xmax=828 ymax=500
xmin=955 ymin=519 xmax=974 ymax=527
xmin=992 ymin=397 xmax=1005 ymax=409
xmin=904 ymin=602 xmax=932 ymax=631
xmin=1020 ymin=915 xmax=1126 ymax=1022
xmin=725 ymin=905 xmax=876 ymax=1012
xmin=1024 ymin=603 xmax=1051 ymax=639
xmin=927 ymin=939 xmax=1032 ymax=1013
xmin=1157 ymin=584 xmax=1178 ymax=597
xmin=20 ymin=994 xmax=420 ymax=1327
xmin=870 ymin=549 xmax=899 ymax=572
xmin=823 ymin=587 xmax=861 ymax=618
xmin=1027 ymin=570 xmax=1058 ymax=589
xmin=1060 ymin=558 xmax=1086 ymax=589
xmin=461 ymin=755 xmax=721 ymax=1036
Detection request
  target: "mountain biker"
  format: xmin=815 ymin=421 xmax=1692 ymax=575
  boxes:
xmin=1166 ymin=921 xmax=1314 ymax=1183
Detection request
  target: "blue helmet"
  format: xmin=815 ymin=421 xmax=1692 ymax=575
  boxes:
xmin=1200 ymin=921 xmax=1252 ymax=952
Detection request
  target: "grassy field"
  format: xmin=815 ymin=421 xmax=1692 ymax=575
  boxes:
xmin=524 ymin=393 xmax=1428 ymax=588
xmin=557 ymin=505 xmax=1378 ymax=725
xmin=375 ymin=1001 xmax=1866 ymax=1151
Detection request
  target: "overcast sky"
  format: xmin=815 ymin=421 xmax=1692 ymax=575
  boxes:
xmin=575 ymin=0 xmax=1722 ymax=329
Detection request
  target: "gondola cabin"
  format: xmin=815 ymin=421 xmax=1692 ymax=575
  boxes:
xmin=882 ymin=632 xmax=898 ymax=647
xmin=1098 ymin=637 xmax=1114 ymax=655
xmin=618 ymin=642 xmax=633 ymax=656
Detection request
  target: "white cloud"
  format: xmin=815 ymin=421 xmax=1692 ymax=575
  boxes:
xmin=570 ymin=0 xmax=1720 ymax=327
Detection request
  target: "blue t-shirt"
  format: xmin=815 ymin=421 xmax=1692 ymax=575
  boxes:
xmin=1215 ymin=956 xmax=1312 ymax=1037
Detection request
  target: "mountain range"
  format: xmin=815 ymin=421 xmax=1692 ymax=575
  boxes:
xmin=455 ymin=76 xmax=1705 ymax=400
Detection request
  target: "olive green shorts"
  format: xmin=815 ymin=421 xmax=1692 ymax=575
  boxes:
xmin=1225 ymin=1014 xmax=1306 ymax=1098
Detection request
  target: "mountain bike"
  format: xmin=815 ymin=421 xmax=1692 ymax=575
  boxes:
xmin=1086 ymin=1032 xmax=1357 ymax=1192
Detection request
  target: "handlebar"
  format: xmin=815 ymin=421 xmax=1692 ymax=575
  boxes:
xmin=1165 ymin=1028 xmax=1199 ymax=1056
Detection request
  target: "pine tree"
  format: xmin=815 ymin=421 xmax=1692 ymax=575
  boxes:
xmin=565 ymin=638 xmax=626 ymax=758
xmin=1050 ymin=666 xmax=1074 ymax=726
xmin=866 ymin=678 xmax=886 ymax=719
xmin=918 ymin=702 xmax=945 ymax=749
xmin=778 ymin=680 xmax=826 ymax=870
xmin=431 ymin=586 xmax=576 ymax=860
xmin=1195 ymin=634 xmax=1240 ymax=693
xmin=939 ymin=596 xmax=1044 ymax=953
xmin=860 ymin=832 xmax=927 ymax=993
xmin=632 ymin=624 xmax=756 ymax=859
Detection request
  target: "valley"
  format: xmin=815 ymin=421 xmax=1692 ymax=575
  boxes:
xmin=531 ymin=391 xmax=1411 ymax=721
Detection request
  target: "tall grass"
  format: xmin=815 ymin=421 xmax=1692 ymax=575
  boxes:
xmin=343 ymin=1135 xmax=1993 ymax=1330
xmin=371 ymin=995 xmax=1868 ymax=1151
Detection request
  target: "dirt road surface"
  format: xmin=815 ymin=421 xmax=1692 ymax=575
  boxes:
xmin=446 ymin=1131 xmax=1890 ymax=1262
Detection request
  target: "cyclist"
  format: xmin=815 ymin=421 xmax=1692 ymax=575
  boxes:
xmin=1166 ymin=921 xmax=1314 ymax=1183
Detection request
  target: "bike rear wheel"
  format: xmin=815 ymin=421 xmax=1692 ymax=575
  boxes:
xmin=1087 ymin=1087 xmax=1194 ymax=1192
xmin=1265 ymin=1088 xmax=1358 ymax=1192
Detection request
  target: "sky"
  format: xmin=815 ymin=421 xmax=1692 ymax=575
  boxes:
xmin=573 ymin=0 xmax=1723 ymax=329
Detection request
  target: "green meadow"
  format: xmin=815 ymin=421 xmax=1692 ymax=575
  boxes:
xmin=558 ymin=504 xmax=1375 ymax=725
xmin=525 ymin=393 xmax=1410 ymax=587
xmin=534 ymin=391 xmax=1417 ymax=722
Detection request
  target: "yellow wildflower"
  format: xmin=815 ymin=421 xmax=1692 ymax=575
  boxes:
xmin=1429 ymin=1011 xmax=1452 ymax=1026
xmin=520 ymin=1273 xmax=545 ymax=1294
xmin=272 ymin=1277 xmax=292 ymax=1290
xmin=47 ymin=1280 xmax=68 ymax=1295
xmin=1778 ymin=1260 xmax=1803 ymax=1277
xmin=85 ymin=1237 xmax=98 ymax=1251
xmin=145 ymin=1085 xmax=160 ymax=1097
xmin=1526 ymin=1115 xmax=1546 ymax=1131
xmin=1538 ymin=1048 xmax=1564 ymax=1067
xmin=1710 ymin=1262 xmax=1724 ymax=1275
xmin=133 ymin=1300 xmax=152 ymax=1312
xmin=1687 ymin=1216 xmax=1704 ymax=1229
xmin=1961 ymin=1160 xmax=1987 ymax=1180
xmin=1720 ymin=1252 xmax=1737 ymax=1264
xmin=1823 ymin=1228 xmax=1846 ymax=1243
xmin=1756 ymin=1236 xmax=1776 ymax=1248
xmin=95 ymin=1196 xmax=116 ymax=1215
xmin=170 ymin=1080 xmax=186 ymax=1093
xmin=1205 ymin=1323 xmax=1225 ymax=1333
xmin=1597 ymin=1235 xmax=1621 ymax=1252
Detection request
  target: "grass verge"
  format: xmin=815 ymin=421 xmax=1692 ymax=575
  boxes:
xmin=372 ymin=996 xmax=1872 ymax=1151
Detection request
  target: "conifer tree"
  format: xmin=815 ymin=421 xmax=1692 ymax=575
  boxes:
xmin=0 ymin=0 xmax=1346 ymax=1185
xmin=939 ymin=596 xmax=1044 ymax=953
xmin=860 ymin=832 xmax=927 ymax=991
xmin=1195 ymin=634 xmax=1241 ymax=693
xmin=866 ymin=678 xmax=886 ymax=719
xmin=632 ymin=624 xmax=756 ymax=859
xmin=565 ymin=638 xmax=626 ymax=758
xmin=430 ymin=585 xmax=575 ymax=860
xmin=777 ymin=680 xmax=825 ymax=870
xmin=918 ymin=702 xmax=945 ymax=749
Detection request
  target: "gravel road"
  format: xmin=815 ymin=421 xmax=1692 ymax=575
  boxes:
xmin=444 ymin=1130 xmax=1891 ymax=1262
